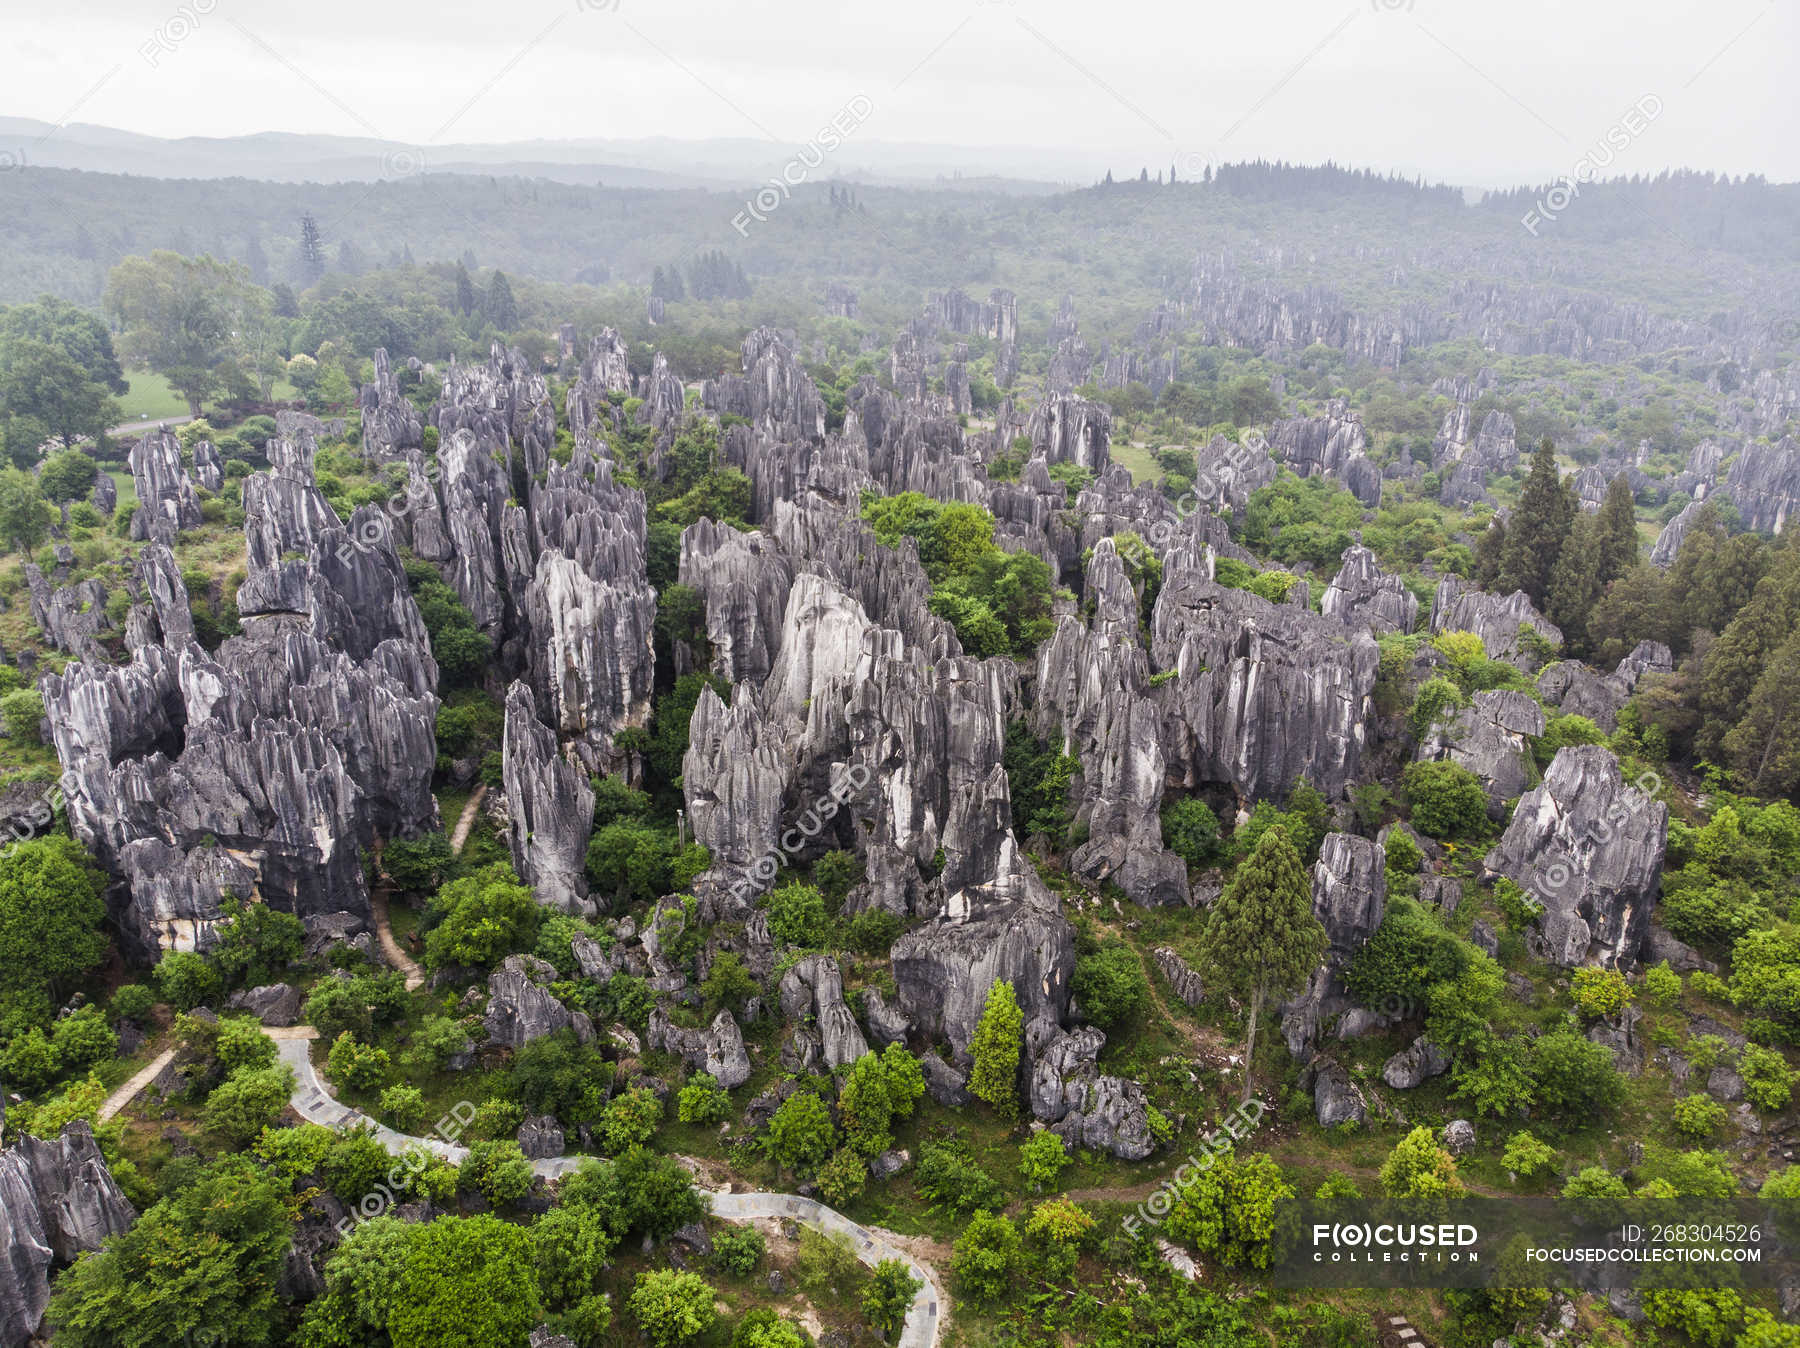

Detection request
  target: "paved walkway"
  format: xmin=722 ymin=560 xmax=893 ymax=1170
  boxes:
xmin=265 ymin=1027 xmax=946 ymax=1345
xmin=707 ymin=1190 xmax=944 ymax=1348
xmin=96 ymin=1048 xmax=175 ymax=1122
xmin=108 ymin=414 xmax=195 ymax=437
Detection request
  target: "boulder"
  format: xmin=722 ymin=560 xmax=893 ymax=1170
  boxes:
xmin=517 ymin=1115 xmax=566 ymax=1159
xmin=1320 ymin=545 xmax=1418 ymax=634
xmin=484 ymin=955 xmax=572 ymax=1048
xmin=1311 ymin=1059 xmax=1367 ymax=1128
xmin=648 ymin=1007 xmax=753 ymax=1090
xmin=1049 ymin=1074 xmax=1156 ymax=1161
xmin=861 ymin=986 xmax=911 ymax=1048
xmin=1442 ymin=1119 xmax=1477 ymax=1156
xmin=777 ymin=956 xmax=868 ymax=1070
xmin=1484 ymin=746 xmax=1667 ymax=968
xmin=1381 ymin=1037 xmax=1450 ymax=1089
xmin=919 ymin=1052 xmax=971 ymax=1107
xmin=225 ymin=982 xmax=302 ymax=1027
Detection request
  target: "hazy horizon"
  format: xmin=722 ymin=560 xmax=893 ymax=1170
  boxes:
xmin=4 ymin=0 xmax=1794 ymax=188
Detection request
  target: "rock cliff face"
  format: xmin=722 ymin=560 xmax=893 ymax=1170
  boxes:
xmin=1026 ymin=394 xmax=1112 ymax=472
xmin=127 ymin=429 xmax=202 ymax=542
xmin=1415 ymin=689 xmax=1545 ymax=817
xmin=42 ymin=426 xmax=439 ymax=956
xmin=1724 ymin=435 xmax=1800 ymax=534
xmin=1429 ymin=577 xmax=1561 ymax=670
xmin=678 ymin=520 xmax=792 ymax=685
xmin=1269 ymin=401 xmax=1380 ymax=504
xmin=0 ymin=1123 xmax=136 ymax=1347
xmin=1281 ymin=832 xmax=1387 ymax=1061
xmin=502 ymin=680 xmax=595 ymax=915
xmin=1152 ymin=547 xmax=1379 ymax=803
xmin=1320 ymin=546 xmax=1417 ymax=634
xmin=359 ymin=348 xmax=423 ymax=460
xmin=1485 ymin=745 xmax=1667 ymax=967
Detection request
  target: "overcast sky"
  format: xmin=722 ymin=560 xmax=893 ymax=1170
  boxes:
xmin=5 ymin=0 xmax=1794 ymax=185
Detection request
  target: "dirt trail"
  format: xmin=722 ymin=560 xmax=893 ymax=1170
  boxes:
xmin=449 ymin=784 xmax=487 ymax=855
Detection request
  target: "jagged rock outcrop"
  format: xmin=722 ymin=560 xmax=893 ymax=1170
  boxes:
xmin=484 ymin=955 xmax=572 ymax=1048
xmin=1153 ymin=948 xmax=1205 ymax=1007
xmin=1415 ymin=689 xmax=1545 ymax=817
xmin=1281 ymin=833 xmax=1387 ymax=1061
xmin=225 ymin=982 xmax=302 ymax=1026
xmin=25 ymin=568 xmax=109 ymax=663
xmin=1724 ymin=435 xmax=1800 ymax=534
xmin=861 ymin=986 xmax=911 ymax=1047
xmin=682 ymin=685 xmax=786 ymax=894
xmin=90 ymin=470 xmax=116 ymax=514
xmin=1026 ymin=393 xmax=1111 ymax=471
xmin=1152 ymin=548 xmax=1379 ymax=803
xmin=891 ymin=900 xmax=1074 ymax=1063
xmin=1269 ymin=401 xmax=1379 ymax=503
xmin=1484 ymin=745 xmax=1668 ymax=967
xmin=1320 ymin=546 xmax=1417 ymax=634
xmin=778 ymin=955 xmax=869 ymax=1070
xmin=1309 ymin=1058 xmax=1367 ymax=1128
xmin=1536 ymin=641 xmax=1671 ymax=732
xmin=127 ymin=428 xmax=202 ymax=541
xmin=0 ymin=1123 xmax=135 ymax=1346
xmin=1429 ymin=577 xmax=1561 ymax=670
xmin=1650 ymin=498 xmax=1704 ymax=568
xmin=678 ymin=520 xmax=793 ymax=685
xmin=191 ymin=440 xmax=224 ymax=492
xmin=1381 ymin=1036 xmax=1450 ymax=1089
xmin=648 ymin=1007 xmax=753 ymax=1088
xmin=359 ymin=348 xmax=424 ymax=460
xmin=502 ymin=681 xmax=595 ymax=915
xmin=1030 ymin=1027 xmax=1155 ymax=1160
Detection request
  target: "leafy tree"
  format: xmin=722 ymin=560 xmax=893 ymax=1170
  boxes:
xmin=325 ymin=1031 xmax=390 ymax=1092
xmin=848 ymin=908 xmax=903 ymax=955
xmin=765 ymin=880 xmax=828 ymax=947
xmin=709 ymin=1227 xmax=765 ymax=1278
xmin=1495 ymin=437 xmax=1575 ymax=607
xmin=382 ymin=833 xmax=455 ymax=893
xmin=1018 ymin=1129 xmax=1071 ymax=1191
xmin=1643 ymin=960 xmax=1683 ymax=1008
xmin=49 ymin=1156 xmax=293 ymax=1348
xmin=459 ymin=1140 xmax=534 ymax=1206
xmin=0 ymin=343 xmax=119 ymax=459
xmin=1569 ymin=967 xmax=1632 ymax=1019
xmin=765 ymin=1091 xmax=836 ymax=1174
xmin=0 ymin=835 xmax=107 ymax=1002
xmin=862 ymin=1258 xmax=923 ymax=1340
xmin=380 ymin=1084 xmax=429 ymax=1132
xmin=1379 ymin=1126 xmax=1465 ymax=1202
xmin=0 ymin=466 xmax=50 ymax=554
xmin=837 ymin=1042 xmax=925 ymax=1156
xmin=598 ymin=1086 xmax=663 ymax=1154
xmin=1401 ymin=760 xmax=1489 ymax=839
xmin=732 ymin=1310 xmax=806 ymax=1348
xmin=813 ymin=849 xmax=864 ymax=907
xmin=154 ymin=949 xmax=223 ymax=1011
xmin=951 ymin=1210 xmax=1021 ymax=1305
xmin=968 ymin=980 xmax=1024 ymax=1119
xmin=1500 ymin=1131 xmax=1558 ymax=1180
xmin=914 ymin=1141 xmax=1007 ymax=1214
xmin=203 ymin=1064 xmax=295 ymax=1144
xmin=105 ymin=252 xmax=265 ymax=416
xmin=1161 ymin=796 xmax=1223 ymax=869
xmin=817 ymin=1146 xmax=868 ymax=1206
xmin=1198 ymin=826 xmax=1326 ymax=1101
xmin=209 ymin=897 xmax=305 ymax=988
xmin=1562 ymin=1166 xmax=1629 ymax=1199
xmin=0 ymin=295 xmax=127 ymax=392
xmin=213 ymin=1015 xmax=277 ymax=1072
xmin=677 ymin=1071 xmax=731 ymax=1125
xmin=424 ymin=862 xmax=540 ymax=970
xmin=1672 ymin=1092 xmax=1728 ymax=1137
xmin=1072 ymin=940 xmax=1150 ymax=1029
xmin=1165 ymin=1146 xmax=1295 ymax=1269
xmin=1023 ymin=1197 xmax=1094 ymax=1279
xmin=629 ymin=1270 xmax=715 ymax=1348
xmin=1530 ymin=1031 xmax=1626 ymax=1117
xmin=38 ymin=450 xmax=102 ymax=507
xmin=0 ymin=1027 xmax=59 ymax=1090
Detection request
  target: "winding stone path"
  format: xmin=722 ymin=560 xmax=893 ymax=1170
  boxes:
xmin=96 ymin=1048 xmax=175 ymax=1123
xmin=368 ymin=890 xmax=426 ymax=991
xmin=266 ymin=1028 xmax=945 ymax=1346
xmin=448 ymin=784 xmax=487 ymax=855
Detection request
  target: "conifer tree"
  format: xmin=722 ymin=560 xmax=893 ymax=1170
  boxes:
xmin=1595 ymin=473 xmax=1639 ymax=584
xmin=1548 ymin=513 xmax=1604 ymax=655
xmin=968 ymin=980 xmax=1023 ymax=1120
xmin=1473 ymin=516 xmax=1507 ymax=590
xmin=485 ymin=270 xmax=518 ymax=330
xmin=1200 ymin=826 xmax=1325 ymax=1102
xmin=454 ymin=261 xmax=476 ymax=316
xmin=1495 ymin=438 xmax=1574 ymax=607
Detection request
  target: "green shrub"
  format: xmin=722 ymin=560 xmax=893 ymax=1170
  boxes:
xmin=848 ymin=908 xmax=903 ymax=955
xmin=1671 ymin=1093 xmax=1728 ymax=1138
xmin=1161 ymin=797 xmax=1223 ymax=869
xmin=1570 ymin=967 xmax=1632 ymax=1019
xmin=1642 ymin=961 xmax=1682 ymax=1008
xmin=1401 ymin=760 xmax=1489 ymax=839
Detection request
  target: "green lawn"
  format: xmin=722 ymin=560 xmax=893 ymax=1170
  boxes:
xmin=118 ymin=371 xmax=191 ymax=423
xmin=1110 ymin=439 xmax=1163 ymax=486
